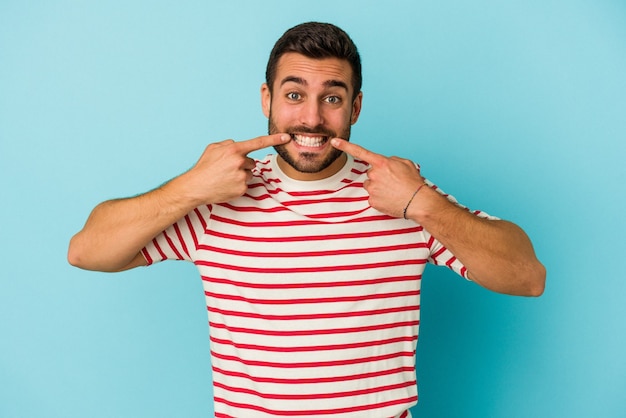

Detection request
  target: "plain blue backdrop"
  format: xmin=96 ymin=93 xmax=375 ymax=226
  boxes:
xmin=1 ymin=1 xmax=625 ymax=417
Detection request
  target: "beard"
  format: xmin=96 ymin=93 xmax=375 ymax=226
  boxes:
xmin=268 ymin=110 xmax=352 ymax=174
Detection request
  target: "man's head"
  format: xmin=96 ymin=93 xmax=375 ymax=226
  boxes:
xmin=262 ymin=22 xmax=363 ymax=180
xmin=265 ymin=22 xmax=362 ymax=101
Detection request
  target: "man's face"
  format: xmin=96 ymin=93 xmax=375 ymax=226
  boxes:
xmin=262 ymin=52 xmax=362 ymax=180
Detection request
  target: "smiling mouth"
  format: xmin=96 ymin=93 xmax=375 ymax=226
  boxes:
xmin=290 ymin=133 xmax=328 ymax=148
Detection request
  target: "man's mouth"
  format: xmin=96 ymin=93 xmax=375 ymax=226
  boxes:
xmin=290 ymin=133 xmax=328 ymax=148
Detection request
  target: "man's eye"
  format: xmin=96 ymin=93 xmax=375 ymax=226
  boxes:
xmin=325 ymin=96 xmax=341 ymax=104
xmin=287 ymin=92 xmax=301 ymax=100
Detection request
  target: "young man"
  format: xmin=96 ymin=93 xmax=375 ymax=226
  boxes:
xmin=69 ymin=22 xmax=545 ymax=418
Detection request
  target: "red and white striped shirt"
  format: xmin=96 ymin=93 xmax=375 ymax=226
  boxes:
xmin=142 ymin=154 xmax=494 ymax=418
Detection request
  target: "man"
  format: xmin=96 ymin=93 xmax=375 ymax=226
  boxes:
xmin=69 ymin=22 xmax=545 ymax=418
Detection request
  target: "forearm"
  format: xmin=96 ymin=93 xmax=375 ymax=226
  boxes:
xmin=68 ymin=176 xmax=200 ymax=272
xmin=407 ymin=187 xmax=546 ymax=296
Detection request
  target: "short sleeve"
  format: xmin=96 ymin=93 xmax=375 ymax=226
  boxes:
xmin=141 ymin=204 xmax=211 ymax=265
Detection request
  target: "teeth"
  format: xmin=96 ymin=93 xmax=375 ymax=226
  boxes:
xmin=293 ymin=134 xmax=326 ymax=148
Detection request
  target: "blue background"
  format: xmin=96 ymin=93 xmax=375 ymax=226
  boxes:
xmin=1 ymin=1 xmax=625 ymax=417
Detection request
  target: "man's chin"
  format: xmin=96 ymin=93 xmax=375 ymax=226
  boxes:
xmin=274 ymin=143 xmax=344 ymax=174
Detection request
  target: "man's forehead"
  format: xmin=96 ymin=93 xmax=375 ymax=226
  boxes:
xmin=274 ymin=53 xmax=353 ymax=90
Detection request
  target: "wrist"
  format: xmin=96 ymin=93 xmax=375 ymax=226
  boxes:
xmin=403 ymin=184 xmax=447 ymax=222
xmin=405 ymin=185 xmax=462 ymax=227
xmin=403 ymin=182 xmax=427 ymax=219
xmin=159 ymin=173 xmax=205 ymax=211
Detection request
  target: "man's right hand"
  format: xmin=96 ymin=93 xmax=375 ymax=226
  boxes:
xmin=68 ymin=133 xmax=289 ymax=272
xmin=171 ymin=133 xmax=290 ymax=205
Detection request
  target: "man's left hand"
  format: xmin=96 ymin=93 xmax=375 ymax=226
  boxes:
xmin=331 ymin=138 xmax=424 ymax=218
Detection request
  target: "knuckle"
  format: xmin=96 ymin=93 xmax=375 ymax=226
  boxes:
xmin=234 ymin=182 xmax=248 ymax=195
xmin=217 ymin=139 xmax=235 ymax=147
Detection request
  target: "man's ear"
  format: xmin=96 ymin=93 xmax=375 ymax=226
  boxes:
xmin=351 ymin=91 xmax=363 ymax=125
xmin=261 ymin=83 xmax=271 ymax=118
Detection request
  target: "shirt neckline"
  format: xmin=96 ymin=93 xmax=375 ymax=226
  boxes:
xmin=268 ymin=153 xmax=356 ymax=191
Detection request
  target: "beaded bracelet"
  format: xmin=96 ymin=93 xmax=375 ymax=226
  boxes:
xmin=403 ymin=183 xmax=426 ymax=219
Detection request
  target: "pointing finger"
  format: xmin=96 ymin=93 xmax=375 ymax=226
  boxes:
xmin=237 ymin=133 xmax=290 ymax=154
xmin=330 ymin=138 xmax=385 ymax=166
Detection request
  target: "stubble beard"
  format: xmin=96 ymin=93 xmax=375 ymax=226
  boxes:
xmin=268 ymin=110 xmax=352 ymax=174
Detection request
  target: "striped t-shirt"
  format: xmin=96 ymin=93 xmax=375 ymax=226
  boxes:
xmin=142 ymin=154 xmax=493 ymax=418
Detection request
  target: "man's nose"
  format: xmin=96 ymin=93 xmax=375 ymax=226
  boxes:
xmin=299 ymin=100 xmax=324 ymax=127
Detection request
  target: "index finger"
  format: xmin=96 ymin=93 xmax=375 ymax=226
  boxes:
xmin=237 ymin=133 xmax=290 ymax=154
xmin=330 ymin=138 xmax=385 ymax=165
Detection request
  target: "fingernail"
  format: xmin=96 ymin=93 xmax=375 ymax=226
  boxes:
xmin=330 ymin=138 xmax=340 ymax=146
xmin=280 ymin=134 xmax=290 ymax=142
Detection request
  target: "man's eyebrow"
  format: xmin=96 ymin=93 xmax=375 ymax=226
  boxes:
xmin=279 ymin=76 xmax=349 ymax=91
xmin=323 ymin=79 xmax=349 ymax=90
xmin=280 ymin=76 xmax=307 ymax=87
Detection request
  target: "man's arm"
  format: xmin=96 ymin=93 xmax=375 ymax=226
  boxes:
xmin=331 ymin=138 xmax=546 ymax=296
xmin=68 ymin=134 xmax=290 ymax=272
